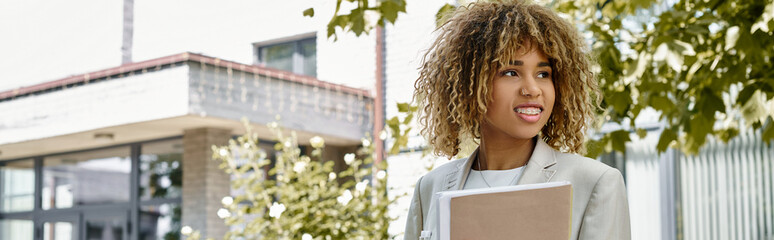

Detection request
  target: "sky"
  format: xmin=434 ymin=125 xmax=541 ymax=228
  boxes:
xmin=0 ymin=0 xmax=331 ymax=92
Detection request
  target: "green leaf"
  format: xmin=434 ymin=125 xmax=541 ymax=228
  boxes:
xmin=650 ymin=95 xmax=675 ymax=112
xmin=686 ymin=24 xmax=709 ymax=35
xmin=665 ymin=48 xmax=684 ymax=72
xmin=636 ymin=128 xmax=648 ymax=138
xmin=303 ymin=8 xmax=315 ymax=17
xmin=327 ymin=15 xmax=349 ymax=38
xmin=725 ymin=26 xmax=740 ymax=51
xmin=741 ymin=90 xmax=769 ymax=125
xmin=734 ymin=26 xmax=755 ymax=53
xmin=609 ymin=130 xmax=631 ymax=153
xmin=554 ymin=1 xmax=579 ymax=13
xmin=397 ymin=102 xmax=411 ymax=112
xmin=751 ymin=2 xmax=774 ymax=33
xmin=670 ymin=40 xmax=696 ymax=56
xmin=379 ymin=0 xmax=406 ymax=23
xmin=763 ymin=117 xmax=774 ymax=144
xmin=737 ymin=81 xmax=773 ymax=106
xmin=688 ymin=115 xmax=712 ymax=142
xmin=435 ymin=4 xmax=456 ymax=27
xmin=403 ymin=113 xmax=414 ymax=125
xmin=697 ymin=88 xmax=725 ymax=119
xmin=585 ymin=137 xmax=608 ymax=159
xmin=607 ymin=90 xmax=632 ymax=114
xmin=386 ymin=116 xmax=400 ymax=134
xmin=656 ymin=128 xmax=677 ymax=153
xmin=718 ymin=127 xmax=739 ymax=142
xmin=349 ymin=8 xmax=366 ymax=36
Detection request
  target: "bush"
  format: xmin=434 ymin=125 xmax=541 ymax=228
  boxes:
xmin=182 ymin=120 xmax=397 ymax=240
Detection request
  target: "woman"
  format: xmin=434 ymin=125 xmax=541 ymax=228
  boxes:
xmin=404 ymin=1 xmax=631 ymax=240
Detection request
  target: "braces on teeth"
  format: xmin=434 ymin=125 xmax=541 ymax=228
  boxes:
xmin=516 ymin=108 xmax=541 ymax=115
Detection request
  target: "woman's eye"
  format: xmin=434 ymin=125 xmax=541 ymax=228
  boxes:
xmin=537 ymin=72 xmax=551 ymax=79
xmin=503 ymin=70 xmax=518 ymax=77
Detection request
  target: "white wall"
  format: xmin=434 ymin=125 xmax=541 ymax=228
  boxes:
xmin=0 ymin=66 xmax=189 ymax=145
xmin=384 ymin=0 xmax=450 ymax=119
xmin=386 ymin=151 xmax=452 ymax=238
xmin=382 ymin=0 xmax=453 ymax=238
xmin=0 ymin=0 xmax=376 ymax=92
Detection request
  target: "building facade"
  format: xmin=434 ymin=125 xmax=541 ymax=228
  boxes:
xmin=0 ymin=53 xmax=373 ymax=239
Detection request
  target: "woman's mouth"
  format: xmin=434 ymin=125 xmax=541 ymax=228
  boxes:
xmin=515 ymin=107 xmax=542 ymax=115
xmin=514 ymin=104 xmax=543 ymax=123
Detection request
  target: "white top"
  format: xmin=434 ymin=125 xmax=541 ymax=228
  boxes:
xmin=462 ymin=166 xmax=525 ymax=189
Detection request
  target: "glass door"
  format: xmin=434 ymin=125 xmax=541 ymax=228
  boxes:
xmin=82 ymin=209 xmax=128 ymax=240
xmin=40 ymin=213 xmax=79 ymax=240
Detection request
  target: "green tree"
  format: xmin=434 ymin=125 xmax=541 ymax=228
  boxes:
xmin=311 ymin=0 xmax=774 ymax=157
xmin=553 ymin=0 xmax=774 ymax=156
xmin=303 ymin=0 xmax=407 ymax=38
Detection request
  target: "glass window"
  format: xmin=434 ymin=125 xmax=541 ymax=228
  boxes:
xmin=43 ymin=220 xmax=76 ymax=240
xmin=139 ymin=140 xmax=183 ymax=200
xmin=260 ymin=42 xmax=294 ymax=72
xmin=139 ymin=203 xmax=181 ymax=240
xmin=85 ymin=214 xmax=126 ymax=240
xmin=42 ymin=147 xmax=131 ymax=209
xmin=257 ymin=36 xmax=317 ymax=77
xmin=0 ymin=159 xmax=35 ymax=212
xmin=0 ymin=219 xmax=33 ymax=240
xmin=300 ymin=38 xmax=317 ymax=77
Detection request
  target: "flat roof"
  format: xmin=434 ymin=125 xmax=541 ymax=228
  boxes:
xmin=0 ymin=52 xmax=371 ymax=101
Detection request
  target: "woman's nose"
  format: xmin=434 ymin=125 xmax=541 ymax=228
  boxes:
xmin=520 ymin=77 xmax=541 ymax=97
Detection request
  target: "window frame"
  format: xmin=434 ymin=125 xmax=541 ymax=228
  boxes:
xmin=0 ymin=158 xmax=36 ymax=213
xmin=0 ymin=136 xmax=183 ymax=240
xmin=254 ymin=32 xmax=317 ymax=77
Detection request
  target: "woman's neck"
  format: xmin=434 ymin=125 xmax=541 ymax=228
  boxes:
xmin=476 ymin=134 xmax=536 ymax=171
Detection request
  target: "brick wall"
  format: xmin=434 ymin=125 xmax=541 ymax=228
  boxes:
xmin=182 ymin=127 xmax=232 ymax=238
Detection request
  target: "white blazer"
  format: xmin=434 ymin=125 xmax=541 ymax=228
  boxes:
xmin=404 ymin=139 xmax=631 ymax=240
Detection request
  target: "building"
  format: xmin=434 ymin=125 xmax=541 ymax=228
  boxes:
xmin=0 ymin=52 xmax=372 ymax=239
xmin=0 ymin=0 xmax=384 ymax=239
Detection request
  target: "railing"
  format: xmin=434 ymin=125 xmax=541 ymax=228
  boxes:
xmin=626 ymin=129 xmax=774 ymax=240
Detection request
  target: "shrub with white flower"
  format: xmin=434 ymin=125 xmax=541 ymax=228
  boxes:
xmin=337 ymin=189 xmax=354 ymax=205
xmin=355 ymin=180 xmax=369 ymax=194
xmin=343 ymin=153 xmax=356 ymax=165
xmin=185 ymin=119 xmax=397 ymax=240
xmin=268 ymin=202 xmax=286 ymax=219
xmin=217 ymin=208 xmax=231 ymax=219
xmin=221 ymin=196 xmax=233 ymax=206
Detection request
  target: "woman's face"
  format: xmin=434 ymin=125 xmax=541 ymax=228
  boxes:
xmin=482 ymin=47 xmax=555 ymax=141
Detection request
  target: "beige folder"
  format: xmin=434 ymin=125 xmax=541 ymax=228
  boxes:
xmin=437 ymin=181 xmax=572 ymax=240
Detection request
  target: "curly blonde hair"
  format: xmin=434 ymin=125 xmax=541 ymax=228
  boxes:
xmin=414 ymin=0 xmax=600 ymax=158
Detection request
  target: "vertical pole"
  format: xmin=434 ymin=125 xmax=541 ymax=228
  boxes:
xmin=130 ymin=144 xmax=141 ymax=240
xmin=33 ymin=157 xmax=43 ymax=240
xmin=374 ymin=25 xmax=386 ymax=164
xmin=121 ymin=0 xmax=134 ymax=64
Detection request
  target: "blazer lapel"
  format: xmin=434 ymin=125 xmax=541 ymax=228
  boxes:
xmin=442 ymin=149 xmax=478 ymax=191
xmin=515 ymin=139 xmax=557 ymax=185
xmin=442 ymin=138 xmax=557 ymax=190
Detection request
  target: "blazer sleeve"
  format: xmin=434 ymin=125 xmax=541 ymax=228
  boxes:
xmin=578 ymin=168 xmax=631 ymax=240
xmin=404 ymin=176 xmax=424 ymax=240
